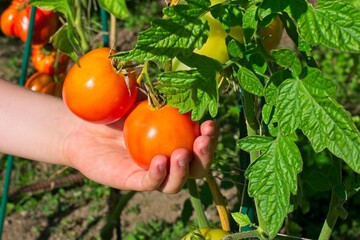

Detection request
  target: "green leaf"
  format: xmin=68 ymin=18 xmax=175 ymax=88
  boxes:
xmin=156 ymin=69 xmax=218 ymax=121
xmin=264 ymin=70 xmax=291 ymax=106
xmin=242 ymin=5 xmax=258 ymax=45
xmin=97 ymin=0 xmax=129 ymax=19
xmin=276 ymin=67 xmax=360 ymax=173
xmin=237 ymin=136 xmax=274 ymax=152
xmin=51 ymin=25 xmax=79 ymax=64
xmin=245 ymin=135 xmax=302 ymax=238
xmin=296 ymin=0 xmax=360 ymax=52
xmin=238 ymin=67 xmax=264 ymax=96
xmin=29 ymin=0 xmax=68 ymax=15
xmin=276 ymin=78 xmax=302 ymax=133
xmin=258 ymin=0 xmax=290 ymax=19
xmin=114 ymin=4 xmax=209 ymax=62
xmin=227 ymin=39 xmax=244 ymax=59
xmin=231 ymin=212 xmax=252 ymax=227
xmin=262 ymin=103 xmax=274 ymax=125
xmin=270 ymin=49 xmax=302 ymax=77
xmin=246 ymin=53 xmax=267 ymax=76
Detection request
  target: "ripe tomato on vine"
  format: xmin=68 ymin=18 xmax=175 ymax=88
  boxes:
xmin=31 ymin=44 xmax=69 ymax=76
xmin=14 ymin=5 xmax=60 ymax=45
xmin=62 ymin=47 xmax=139 ymax=124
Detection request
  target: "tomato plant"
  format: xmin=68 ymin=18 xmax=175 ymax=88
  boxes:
xmin=31 ymin=44 xmax=69 ymax=76
xmin=62 ymin=47 xmax=139 ymax=124
xmin=123 ymin=100 xmax=200 ymax=169
xmin=25 ymin=71 xmax=56 ymax=95
xmin=9 ymin=0 xmax=360 ymax=239
xmin=14 ymin=5 xmax=60 ymax=45
xmin=181 ymin=228 xmax=230 ymax=240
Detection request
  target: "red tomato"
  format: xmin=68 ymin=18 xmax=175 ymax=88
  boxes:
xmin=123 ymin=101 xmax=200 ymax=169
xmin=14 ymin=5 xmax=60 ymax=45
xmin=25 ymin=72 xmax=56 ymax=95
xmin=31 ymin=44 xmax=69 ymax=76
xmin=0 ymin=0 xmax=24 ymax=37
xmin=62 ymin=47 xmax=139 ymax=124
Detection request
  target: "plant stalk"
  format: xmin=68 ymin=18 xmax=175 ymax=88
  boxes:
xmin=100 ymin=190 xmax=137 ymax=240
xmin=74 ymin=0 xmax=89 ymax=52
xmin=239 ymin=89 xmax=265 ymax=233
xmin=318 ymin=192 xmax=340 ymax=240
xmin=318 ymin=157 xmax=343 ymax=240
xmin=187 ymin=179 xmax=210 ymax=228
xmin=222 ymin=229 xmax=261 ymax=240
xmin=205 ymin=173 xmax=231 ymax=231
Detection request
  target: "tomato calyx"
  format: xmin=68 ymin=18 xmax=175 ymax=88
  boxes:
xmin=111 ymin=57 xmax=140 ymax=97
xmin=135 ymin=60 xmax=166 ymax=110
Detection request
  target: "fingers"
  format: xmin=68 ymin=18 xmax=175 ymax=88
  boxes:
xmin=158 ymin=149 xmax=191 ymax=194
xmin=200 ymin=120 xmax=217 ymax=137
xmin=190 ymin=120 xmax=217 ymax=178
xmin=138 ymin=149 xmax=190 ymax=193
xmin=139 ymin=156 xmax=168 ymax=191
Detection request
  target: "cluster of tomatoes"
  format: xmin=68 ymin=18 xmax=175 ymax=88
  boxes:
xmin=1 ymin=0 xmax=68 ymax=96
xmin=62 ymin=48 xmax=200 ymax=169
xmin=26 ymin=44 xmax=69 ymax=96
xmin=0 ymin=0 xmax=60 ymax=44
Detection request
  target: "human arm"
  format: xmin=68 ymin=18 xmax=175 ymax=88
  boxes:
xmin=0 ymin=79 xmax=216 ymax=193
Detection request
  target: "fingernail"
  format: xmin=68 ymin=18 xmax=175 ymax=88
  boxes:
xmin=201 ymin=144 xmax=210 ymax=154
xmin=158 ymin=162 xmax=166 ymax=172
xmin=178 ymin=158 xmax=188 ymax=167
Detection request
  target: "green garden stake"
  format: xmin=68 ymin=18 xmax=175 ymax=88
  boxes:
xmin=0 ymin=6 xmax=37 ymax=239
xmin=100 ymin=7 xmax=109 ymax=48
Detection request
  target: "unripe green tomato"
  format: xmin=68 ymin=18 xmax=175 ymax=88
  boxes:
xmin=181 ymin=228 xmax=230 ymax=240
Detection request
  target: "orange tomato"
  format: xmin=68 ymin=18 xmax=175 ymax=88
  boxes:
xmin=31 ymin=45 xmax=69 ymax=76
xmin=62 ymin=48 xmax=139 ymax=124
xmin=123 ymin=101 xmax=200 ymax=169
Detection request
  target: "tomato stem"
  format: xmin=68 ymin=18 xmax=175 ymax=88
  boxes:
xmin=187 ymin=179 xmax=210 ymax=229
xmin=318 ymin=157 xmax=343 ymax=240
xmin=238 ymin=89 xmax=265 ymax=233
xmin=74 ymin=0 xmax=89 ymax=52
xmin=100 ymin=191 xmax=137 ymax=239
xmin=137 ymin=61 xmax=166 ymax=109
xmin=222 ymin=229 xmax=262 ymax=240
xmin=205 ymin=172 xmax=231 ymax=231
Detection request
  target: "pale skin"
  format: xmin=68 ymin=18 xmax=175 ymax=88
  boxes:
xmin=0 ymin=79 xmax=216 ymax=193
